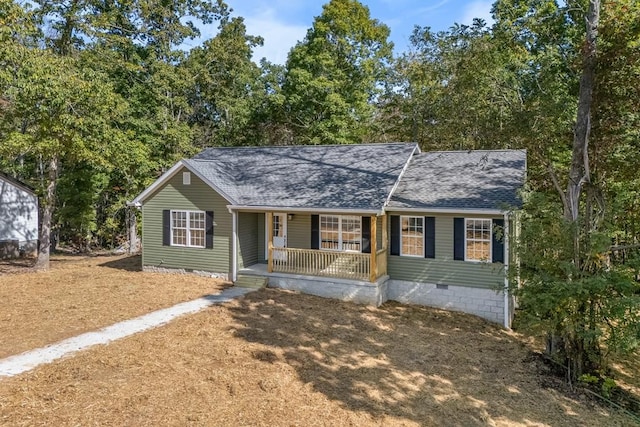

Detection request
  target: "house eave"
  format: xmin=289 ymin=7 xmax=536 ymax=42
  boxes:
xmin=228 ymin=205 xmax=384 ymax=216
xmin=384 ymin=206 xmax=509 ymax=215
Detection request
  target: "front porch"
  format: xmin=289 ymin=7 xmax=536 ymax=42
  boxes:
xmin=264 ymin=212 xmax=388 ymax=283
xmin=234 ymin=211 xmax=390 ymax=306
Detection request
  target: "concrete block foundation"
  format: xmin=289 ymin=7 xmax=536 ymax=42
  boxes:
xmin=142 ymin=265 xmax=229 ymax=281
xmin=386 ymin=279 xmax=507 ymax=325
xmin=267 ymin=273 xmax=389 ymax=306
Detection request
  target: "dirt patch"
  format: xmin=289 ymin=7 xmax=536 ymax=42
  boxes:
xmin=612 ymin=350 xmax=640 ymax=413
xmin=0 ymin=254 xmax=226 ymax=358
xmin=0 ymin=289 xmax=634 ymax=426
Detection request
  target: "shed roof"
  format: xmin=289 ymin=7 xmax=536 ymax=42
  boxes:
xmin=184 ymin=143 xmax=419 ymax=211
xmin=387 ymin=150 xmax=526 ymax=211
xmin=0 ymin=171 xmax=36 ymax=195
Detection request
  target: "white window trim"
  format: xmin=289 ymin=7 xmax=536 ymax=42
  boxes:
xmin=464 ymin=218 xmax=492 ymax=263
xmin=182 ymin=172 xmax=191 ymax=185
xmin=319 ymin=215 xmax=362 ymax=252
xmin=400 ymin=215 xmax=425 ymax=258
xmin=170 ymin=209 xmax=206 ymax=248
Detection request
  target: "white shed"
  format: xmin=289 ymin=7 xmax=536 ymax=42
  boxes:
xmin=0 ymin=172 xmax=38 ymax=258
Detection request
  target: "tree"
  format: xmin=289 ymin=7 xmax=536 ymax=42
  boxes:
xmin=0 ymin=0 xmax=233 ymax=260
xmin=0 ymin=50 xmax=125 ymax=268
xmin=282 ymin=0 xmax=393 ymax=144
xmin=381 ymin=21 xmax=525 ymax=151
xmin=186 ymin=16 xmax=263 ymax=147
xmin=507 ymin=0 xmax=640 ymax=381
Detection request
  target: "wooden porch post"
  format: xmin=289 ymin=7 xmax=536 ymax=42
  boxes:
xmin=382 ymin=214 xmax=388 ymax=251
xmin=267 ymin=212 xmax=274 ymax=273
xmin=369 ymin=215 xmax=377 ymax=282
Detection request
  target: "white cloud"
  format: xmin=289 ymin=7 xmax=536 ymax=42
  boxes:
xmin=244 ymin=8 xmax=309 ymax=65
xmin=415 ymin=0 xmax=452 ymax=15
xmin=460 ymin=0 xmax=494 ymax=26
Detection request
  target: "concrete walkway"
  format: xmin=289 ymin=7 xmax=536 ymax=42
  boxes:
xmin=0 ymin=287 xmax=254 ymax=378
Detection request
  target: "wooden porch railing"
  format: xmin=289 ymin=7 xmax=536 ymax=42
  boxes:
xmin=270 ymin=247 xmax=374 ymax=281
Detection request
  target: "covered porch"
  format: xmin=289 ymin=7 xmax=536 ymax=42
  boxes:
xmin=264 ymin=211 xmax=388 ymax=283
xmin=234 ymin=210 xmax=388 ymax=283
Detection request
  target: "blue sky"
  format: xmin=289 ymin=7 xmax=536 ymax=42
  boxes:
xmin=187 ymin=0 xmax=494 ymax=64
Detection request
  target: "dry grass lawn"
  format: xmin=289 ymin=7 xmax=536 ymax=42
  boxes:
xmin=0 ymin=254 xmax=226 ymax=358
xmin=0 ymin=287 xmax=636 ymax=426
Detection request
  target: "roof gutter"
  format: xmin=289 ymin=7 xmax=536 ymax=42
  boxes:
xmin=384 ymin=207 xmax=505 ymax=215
xmin=227 ymin=205 xmax=383 ymax=216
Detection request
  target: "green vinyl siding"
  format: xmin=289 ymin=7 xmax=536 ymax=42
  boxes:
xmin=287 ymin=213 xmax=311 ymax=249
xmin=238 ymin=212 xmax=259 ymax=269
xmin=257 ymin=213 xmax=266 ymax=262
xmin=376 ymin=215 xmax=383 ymax=250
xmin=387 ymin=212 xmax=505 ymax=289
xmin=142 ymin=168 xmax=232 ymax=274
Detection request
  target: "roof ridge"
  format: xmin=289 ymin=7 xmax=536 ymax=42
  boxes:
xmin=423 ymin=149 xmax=526 ymax=154
xmin=197 ymin=142 xmax=417 ymax=151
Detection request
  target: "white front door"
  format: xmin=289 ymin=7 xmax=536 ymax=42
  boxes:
xmin=270 ymin=213 xmax=287 ymax=261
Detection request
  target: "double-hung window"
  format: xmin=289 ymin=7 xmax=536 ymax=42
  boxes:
xmin=465 ymin=218 xmax=491 ymax=261
xmin=171 ymin=210 xmax=205 ymax=248
xmin=400 ymin=216 xmax=424 ymax=257
xmin=320 ymin=215 xmax=361 ymax=252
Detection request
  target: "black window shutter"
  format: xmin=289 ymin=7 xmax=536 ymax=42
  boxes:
xmin=492 ymin=218 xmax=504 ymax=263
xmin=453 ymin=217 xmax=465 ymax=260
xmin=311 ymin=215 xmax=320 ymax=250
xmin=390 ymin=215 xmax=400 ymax=256
xmin=425 ymin=216 xmax=435 ymax=259
xmin=162 ymin=210 xmax=171 ymax=246
xmin=205 ymin=211 xmax=214 ymax=249
xmin=361 ymin=216 xmax=371 ymax=253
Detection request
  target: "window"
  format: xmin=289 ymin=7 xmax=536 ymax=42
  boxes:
xmin=320 ymin=215 xmax=361 ymax=252
xmin=171 ymin=210 xmax=205 ymax=247
xmin=401 ymin=216 xmax=424 ymax=256
xmin=465 ymin=218 xmax=491 ymax=261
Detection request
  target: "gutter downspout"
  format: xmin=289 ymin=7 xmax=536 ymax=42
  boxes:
xmin=503 ymin=211 xmax=510 ymax=329
xmin=230 ymin=208 xmax=238 ymax=283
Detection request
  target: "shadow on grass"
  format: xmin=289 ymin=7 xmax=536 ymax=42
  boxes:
xmin=98 ymin=255 xmax=142 ymax=272
xmin=228 ymin=289 xmax=606 ymax=426
xmin=0 ymin=257 xmax=36 ymax=274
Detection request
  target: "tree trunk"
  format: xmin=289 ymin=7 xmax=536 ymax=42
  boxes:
xmin=35 ymin=156 xmax=58 ymax=270
xmin=565 ymin=0 xmax=600 ymax=224
xmin=128 ymin=206 xmax=138 ymax=254
xmin=550 ymin=0 xmax=601 ymax=381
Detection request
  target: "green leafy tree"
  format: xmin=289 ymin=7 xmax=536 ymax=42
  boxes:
xmin=503 ymin=0 xmax=640 ymax=380
xmin=0 ymin=49 xmax=125 ymax=268
xmin=0 ymin=0 xmax=232 ymax=258
xmin=186 ymin=16 xmax=263 ymax=147
xmin=282 ymin=0 xmax=393 ymax=144
xmin=382 ymin=21 xmax=525 ymax=151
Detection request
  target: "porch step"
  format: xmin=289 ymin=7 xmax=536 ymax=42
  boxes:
xmin=234 ymin=275 xmax=269 ymax=289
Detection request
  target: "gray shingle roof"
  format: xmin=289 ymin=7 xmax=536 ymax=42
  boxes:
xmin=387 ymin=150 xmax=526 ymax=211
xmin=184 ymin=143 xmax=418 ymax=211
